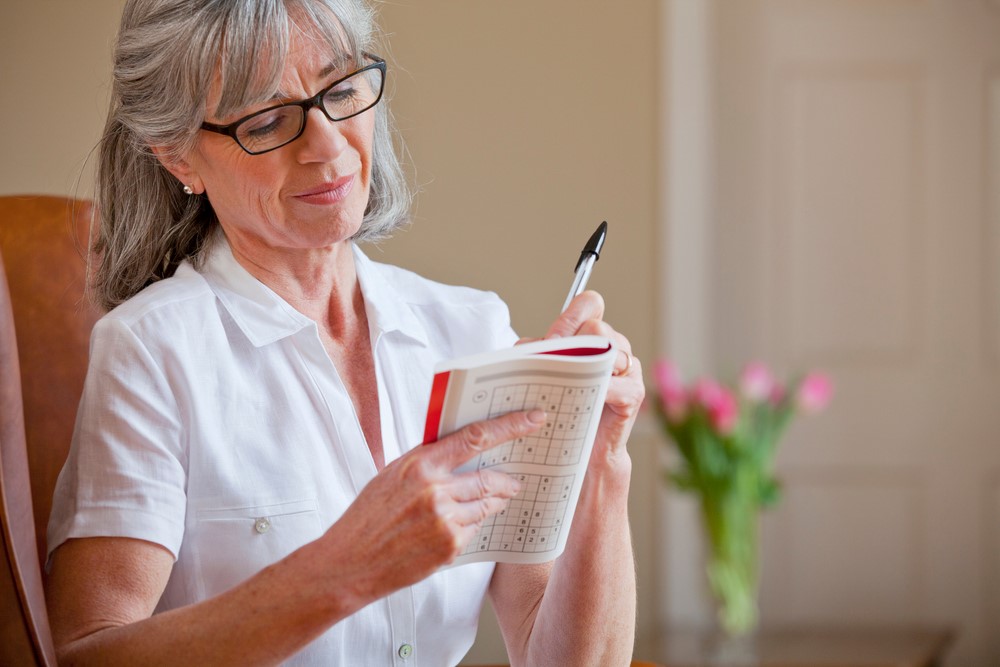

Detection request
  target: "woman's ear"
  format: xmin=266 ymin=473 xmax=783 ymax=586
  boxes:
xmin=150 ymin=145 xmax=204 ymax=196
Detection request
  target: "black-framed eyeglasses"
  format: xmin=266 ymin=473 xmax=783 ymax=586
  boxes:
xmin=200 ymin=53 xmax=386 ymax=155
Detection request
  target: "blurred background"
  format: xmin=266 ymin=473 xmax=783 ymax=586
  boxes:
xmin=1 ymin=0 xmax=998 ymax=665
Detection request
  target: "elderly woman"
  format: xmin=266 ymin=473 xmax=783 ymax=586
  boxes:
xmin=45 ymin=0 xmax=641 ymax=665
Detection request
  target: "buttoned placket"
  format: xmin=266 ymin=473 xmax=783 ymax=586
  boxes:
xmin=296 ymin=322 xmax=418 ymax=665
xmin=371 ymin=329 xmax=418 ymax=665
xmin=387 ymin=587 xmax=417 ymax=665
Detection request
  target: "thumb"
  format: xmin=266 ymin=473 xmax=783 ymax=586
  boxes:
xmin=546 ymin=290 xmax=605 ymax=339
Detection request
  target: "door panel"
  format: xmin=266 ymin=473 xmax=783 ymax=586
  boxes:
xmin=775 ymin=66 xmax=925 ymax=367
xmin=759 ymin=470 xmax=928 ymax=624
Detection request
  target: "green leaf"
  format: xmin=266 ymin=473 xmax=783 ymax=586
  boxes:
xmin=667 ymin=469 xmax=701 ymax=493
xmin=758 ymin=477 xmax=782 ymax=507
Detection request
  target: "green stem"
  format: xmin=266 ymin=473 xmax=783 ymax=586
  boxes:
xmin=700 ymin=467 xmax=760 ymax=636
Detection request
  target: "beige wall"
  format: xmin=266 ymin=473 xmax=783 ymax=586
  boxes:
xmin=0 ymin=1 xmax=662 ymax=664
xmin=373 ymin=2 xmax=658 ymax=344
xmin=0 ymin=1 xmax=126 ymax=198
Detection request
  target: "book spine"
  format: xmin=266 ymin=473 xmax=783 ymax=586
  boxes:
xmin=422 ymin=370 xmax=452 ymax=444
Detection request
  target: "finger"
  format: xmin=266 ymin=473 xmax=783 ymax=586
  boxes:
xmin=453 ymin=518 xmax=490 ymax=556
xmin=545 ymin=290 xmax=605 ymax=339
xmin=575 ymin=317 xmax=628 ymax=349
xmin=428 ymin=410 xmax=546 ymax=468
xmin=515 ymin=336 xmax=542 ymax=346
xmin=446 ymin=495 xmax=512 ymax=527
xmin=575 ymin=319 xmax=634 ymax=374
xmin=606 ymin=354 xmax=645 ymax=413
xmin=613 ymin=349 xmax=635 ymax=377
xmin=448 ymin=469 xmax=521 ymax=502
xmin=595 ymin=354 xmax=646 ymax=449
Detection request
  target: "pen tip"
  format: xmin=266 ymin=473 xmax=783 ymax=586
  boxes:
xmin=585 ymin=221 xmax=608 ymax=258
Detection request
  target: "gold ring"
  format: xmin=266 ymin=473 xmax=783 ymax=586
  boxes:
xmin=613 ymin=349 xmax=633 ymax=377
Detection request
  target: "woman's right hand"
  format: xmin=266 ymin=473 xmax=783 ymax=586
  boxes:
xmin=318 ymin=409 xmax=545 ymax=604
xmin=45 ymin=410 xmax=544 ymax=667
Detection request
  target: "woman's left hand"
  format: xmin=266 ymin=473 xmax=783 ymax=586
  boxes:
xmin=494 ymin=290 xmax=641 ymax=667
xmin=533 ymin=290 xmax=644 ymax=475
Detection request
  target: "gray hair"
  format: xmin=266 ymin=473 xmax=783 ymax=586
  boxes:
xmin=93 ymin=0 xmax=411 ymax=311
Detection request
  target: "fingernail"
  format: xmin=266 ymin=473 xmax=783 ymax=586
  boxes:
xmin=527 ymin=409 xmax=546 ymax=424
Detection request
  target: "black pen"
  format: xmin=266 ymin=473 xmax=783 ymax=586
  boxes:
xmin=561 ymin=221 xmax=608 ymax=312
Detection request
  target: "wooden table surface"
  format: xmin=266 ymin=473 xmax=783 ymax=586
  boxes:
xmin=635 ymin=626 xmax=955 ymax=667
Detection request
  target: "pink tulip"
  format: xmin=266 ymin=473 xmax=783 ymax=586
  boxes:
xmin=664 ymin=387 xmax=689 ymax=423
xmin=740 ymin=361 xmax=776 ymax=402
xmin=693 ymin=378 xmax=739 ymax=435
xmin=692 ymin=378 xmax=723 ymax=409
xmin=796 ymin=372 xmax=832 ymax=413
xmin=653 ymin=360 xmax=688 ymax=423
xmin=708 ymin=386 xmax=739 ymax=435
xmin=653 ymin=360 xmax=683 ymax=394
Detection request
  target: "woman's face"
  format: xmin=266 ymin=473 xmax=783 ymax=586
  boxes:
xmin=183 ymin=29 xmax=375 ymax=255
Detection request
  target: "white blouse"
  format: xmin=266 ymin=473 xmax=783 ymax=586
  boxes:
xmin=48 ymin=236 xmax=518 ymax=666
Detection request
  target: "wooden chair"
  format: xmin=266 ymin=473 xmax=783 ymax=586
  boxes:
xmin=0 ymin=195 xmax=99 ymax=666
xmin=1 ymin=249 xmax=58 ymax=665
xmin=0 ymin=195 xmax=100 ymax=571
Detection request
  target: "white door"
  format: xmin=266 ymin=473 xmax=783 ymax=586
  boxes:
xmin=661 ymin=1 xmax=1000 ymax=664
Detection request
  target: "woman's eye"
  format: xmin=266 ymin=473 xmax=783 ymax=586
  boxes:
xmin=324 ymin=82 xmax=359 ymax=105
xmin=240 ymin=109 xmax=293 ymax=138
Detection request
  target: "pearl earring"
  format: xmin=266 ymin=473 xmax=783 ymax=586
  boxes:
xmin=183 ymin=184 xmax=194 ymax=195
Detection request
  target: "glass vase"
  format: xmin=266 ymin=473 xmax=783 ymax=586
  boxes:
xmin=699 ymin=466 xmax=761 ymax=639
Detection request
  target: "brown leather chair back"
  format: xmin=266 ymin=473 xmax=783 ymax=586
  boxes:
xmin=0 ymin=249 xmax=57 ymax=665
xmin=0 ymin=195 xmax=101 ymax=572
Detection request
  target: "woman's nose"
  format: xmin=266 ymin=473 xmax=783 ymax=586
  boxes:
xmin=295 ymin=106 xmax=349 ymax=163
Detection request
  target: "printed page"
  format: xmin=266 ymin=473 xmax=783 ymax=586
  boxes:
xmin=426 ymin=336 xmax=615 ymax=566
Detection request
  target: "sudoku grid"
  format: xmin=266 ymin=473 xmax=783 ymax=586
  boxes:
xmin=460 ymin=381 xmax=600 ymax=556
xmin=464 ymin=473 xmax=576 ymax=555
xmin=470 ymin=382 xmax=600 ymax=469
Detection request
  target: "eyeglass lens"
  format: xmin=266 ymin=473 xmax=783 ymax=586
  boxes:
xmin=236 ymin=66 xmax=383 ymax=153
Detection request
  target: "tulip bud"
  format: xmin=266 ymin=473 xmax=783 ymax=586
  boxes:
xmin=692 ymin=378 xmax=724 ymax=410
xmin=693 ymin=379 xmax=739 ymax=435
xmin=796 ymin=373 xmax=832 ymax=413
xmin=653 ymin=360 xmax=688 ymax=423
xmin=740 ymin=361 xmax=776 ymax=402
xmin=653 ymin=360 xmax=682 ymax=393
xmin=708 ymin=386 xmax=739 ymax=435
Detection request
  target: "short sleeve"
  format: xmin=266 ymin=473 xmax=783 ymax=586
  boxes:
xmin=47 ymin=316 xmax=187 ymax=562
xmin=488 ymin=292 xmax=519 ymax=349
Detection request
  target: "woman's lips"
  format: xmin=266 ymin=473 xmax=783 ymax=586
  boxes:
xmin=293 ymin=175 xmax=354 ymax=204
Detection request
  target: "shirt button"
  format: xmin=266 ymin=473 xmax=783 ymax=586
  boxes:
xmin=254 ymin=517 xmax=271 ymax=534
xmin=398 ymin=643 xmax=413 ymax=659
